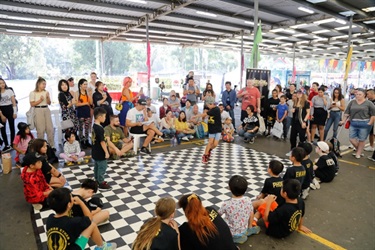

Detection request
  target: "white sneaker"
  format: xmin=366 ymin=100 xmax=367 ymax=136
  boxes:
xmin=285 ymin=151 xmax=291 ymax=157
xmin=364 ymin=146 xmax=375 ymax=152
xmin=310 ymin=182 xmax=316 ymax=190
xmin=301 ymin=188 xmax=310 ymax=200
xmin=188 ymin=135 xmax=194 ymax=139
xmin=181 ymin=136 xmax=189 ymax=141
xmin=368 ymin=156 xmax=375 ymax=162
xmin=312 ymin=178 xmax=320 ymax=189
xmin=32 ymin=204 xmax=43 ymax=211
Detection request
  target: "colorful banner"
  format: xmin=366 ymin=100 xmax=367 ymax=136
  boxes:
xmin=250 ymin=22 xmax=262 ymax=68
xmin=344 ymin=46 xmax=353 ymax=81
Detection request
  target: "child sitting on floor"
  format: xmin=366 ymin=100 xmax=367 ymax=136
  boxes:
xmin=222 ymin=117 xmax=235 ymax=143
xmin=71 ymin=179 xmax=110 ymax=225
xmin=59 ymin=131 xmax=86 ymax=165
xmin=313 ymin=141 xmax=336 ymax=184
xmin=283 ymin=147 xmax=306 ymax=189
xmin=298 ymin=141 xmax=314 ymax=199
xmin=47 ymin=188 xmax=117 ymax=250
xmin=20 ymin=152 xmax=53 ymax=211
xmin=132 ymin=197 xmax=180 ymax=250
xmin=13 ymin=122 xmax=34 ymax=167
xmin=219 ymin=175 xmax=260 ymax=244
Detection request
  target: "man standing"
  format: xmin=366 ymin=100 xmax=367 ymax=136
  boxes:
xmin=221 ymin=81 xmax=236 ymax=128
xmin=365 ymin=89 xmax=375 ymax=152
xmin=285 ymin=83 xmax=297 ymax=100
xmin=183 ymin=78 xmax=200 ymax=105
xmin=237 ymin=79 xmax=261 ymax=122
xmin=68 ymin=77 xmax=77 ymax=96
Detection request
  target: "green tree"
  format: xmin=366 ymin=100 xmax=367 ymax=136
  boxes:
xmin=103 ymin=41 xmax=132 ymax=75
xmin=72 ymin=40 xmax=96 ymax=75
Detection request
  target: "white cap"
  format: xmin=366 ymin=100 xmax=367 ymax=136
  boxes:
xmin=316 ymin=141 xmax=329 ymax=153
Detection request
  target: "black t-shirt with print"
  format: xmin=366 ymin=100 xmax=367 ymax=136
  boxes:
xmin=301 ymin=159 xmax=313 ymax=189
xmin=261 ymin=176 xmax=285 ymax=206
xmin=283 ymin=165 xmax=306 ymax=188
xmin=179 ymin=207 xmax=237 ymax=250
xmin=207 ymin=107 xmax=222 ymax=134
xmin=46 ymin=214 xmax=91 ymax=250
xmin=293 ymin=102 xmax=310 ymax=122
xmin=242 ymin=114 xmax=260 ymax=131
xmin=267 ymin=97 xmax=280 ymax=118
xmin=315 ymin=154 xmax=336 ymax=182
xmin=266 ymin=198 xmax=305 ymax=238
xmin=92 ymin=123 xmax=106 ymax=161
xmin=150 ymin=222 xmax=179 ymax=250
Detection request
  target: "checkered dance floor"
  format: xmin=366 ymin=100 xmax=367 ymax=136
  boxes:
xmin=32 ymin=143 xmax=290 ymax=249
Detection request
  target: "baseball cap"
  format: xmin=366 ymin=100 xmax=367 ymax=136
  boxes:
xmin=314 ymin=141 xmax=329 ymax=153
xmin=137 ymin=99 xmax=146 ymax=105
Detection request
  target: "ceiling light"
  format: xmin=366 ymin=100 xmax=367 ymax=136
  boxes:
xmin=363 ymin=20 xmax=375 ymax=24
xmin=166 ymin=41 xmax=180 ymax=45
xmin=306 ymin=0 xmax=327 ymax=3
xmin=339 ymin=10 xmax=356 ymax=16
xmin=83 ymin=23 xmax=109 ymax=28
xmin=69 ymin=34 xmax=90 ymax=38
xmin=298 ymin=7 xmax=314 ymax=14
xmin=333 ymin=35 xmax=348 ymax=39
xmin=270 ymin=28 xmax=295 ymax=34
xmin=7 ymin=16 xmax=38 ymax=22
xmin=362 ymin=7 xmax=375 ymax=12
xmin=196 ymin=11 xmax=217 ymax=18
xmin=275 ymin=36 xmax=289 ymax=40
xmin=290 ymin=23 xmax=316 ymax=29
xmin=6 ymin=29 xmax=32 ymax=34
xmin=362 ymin=42 xmax=375 ymax=46
xmin=335 ymin=19 xmax=346 ymax=25
xmin=149 ymin=30 xmax=166 ymax=34
xmin=187 ymin=34 xmax=205 ymax=38
xmin=244 ymin=21 xmax=254 ymax=25
xmin=335 ymin=25 xmax=357 ymax=30
xmin=0 ymin=14 xmax=8 ymax=19
xmin=312 ymin=29 xmax=330 ymax=34
xmin=314 ymin=18 xmax=336 ymax=24
xmin=126 ymin=0 xmax=147 ymax=4
xmin=126 ymin=38 xmax=142 ymax=41
xmin=293 ymin=33 xmax=308 ymax=37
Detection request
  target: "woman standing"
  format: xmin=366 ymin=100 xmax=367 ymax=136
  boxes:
xmin=75 ymin=79 xmax=92 ymax=149
xmin=57 ymin=79 xmax=79 ymax=135
xmin=310 ymin=87 xmax=330 ymax=141
xmin=92 ymin=81 xmax=113 ymax=127
xmin=29 ymin=77 xmax=55 ymax=149
xmin=287 ymin=90 xmax=310 ymax=155
xmin=0 ymin=78 xmax=17 ymax=151
xmin=343 ymin=89 xmax=375 ymax=159
xmin=202 ymin=82 xmax=216 ymax=101
xmin=324 ymin=88 xmax=345 ymax=140
xmin=178 ymin=193 xmax=237 ymax=250
xmin=119 ymin=76 xmax=142 ymax=136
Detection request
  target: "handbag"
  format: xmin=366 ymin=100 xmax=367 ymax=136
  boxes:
xmin=26 ymin=107 xmax=36 ymax=130
xmin=115 ymin=102 xmax=123 ymax=111
xmin=61 ymin=119 xmax=74 ymax=130
xmin=271 ymin=121 xmax=283 ymax=138
xmin=345 ymin=120 xmax=350 ymax=129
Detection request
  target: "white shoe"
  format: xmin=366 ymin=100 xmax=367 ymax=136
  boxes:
xmin=364 ymin=146 xmax=375 ymax=152
xmin=285 ymin=151 xmax=291 ymax=157
xmin=32 ymin=204 xmax=43 ymax=211
xmin=301 ymin=188 xmax=310 ymax=200
xmin=188 ymin=135 xmax=194 ymax=139
xmin=310 ymin=182 xmax=316 ymax=190
xmin=368 ymin=156 xmax=375 ymax=162
xmin=181 ymin=136 xmax=189 ymax=141
xmin=312 ymin=178 xmax=320 ymax=189
xmin=352 ymin=153 xmax=364 ymax=157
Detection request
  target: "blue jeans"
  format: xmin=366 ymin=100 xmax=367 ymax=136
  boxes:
xmin=177 ymin=132 xmax=187 ymax=139
xmin=238 ymin=128 xmax=256 ymax=139
xmin=94 ymin=160 xmax=108 ymax=183
xmin=324 ymin=111 xmax=341 ymax=139
xmin=161 ymin=128 xmax=176 ymax=138
xmin=349 ymin=120 xmax=371 ymax=141
xmin=227 ymin=108 xmax=235 ymax=128
xmin=119 ymin=102 xmax=133 ymax=126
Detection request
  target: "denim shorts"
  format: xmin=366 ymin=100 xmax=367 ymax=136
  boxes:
xmin=209 ymin=132 xmax=221 ymax=141
xmin=349 ymin=120 xmax=372 ymax=141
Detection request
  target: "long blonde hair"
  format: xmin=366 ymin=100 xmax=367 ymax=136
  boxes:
xmin=132 ymin=197 xmax=176 ymax=250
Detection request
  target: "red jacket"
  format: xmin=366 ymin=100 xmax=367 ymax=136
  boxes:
xmin=21 ymin=167 xmax=50 ymax=204
xmin=308 ymin=89 xmax=318 ymax=101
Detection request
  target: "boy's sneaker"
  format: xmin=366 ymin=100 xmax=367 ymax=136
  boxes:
xmin=32 ymin=203 xmax=43 ymax=211
xmin=94 ymin=242 xmax=117 ymax=250
xmin=301 ymin=188 xmax=310 ymax=200
xmin=140 ymin=147 xmax=151 ymax=155
xmin=233 ymin=234 xmax=247 ymax=244
xmin=201 ymin=155 xmax=208 ymax=164
xmin=249 ymin=138 xmax=255 ymax=144
xmin=98 ymin=182 xmax=112 ymax=191
xmin=244 ymin=138 xmax=249 ymax=143
xmin=2 ymin=145 xmax=12 ymax=152
xmin=207 ymin=149 xmax=212 ymax=158
xmin=246 ymin=226 xmax=261 ymax=236
xmin=367 ymin=156 xmax=375 ymax=162
xmin=312 ymin=178 xmax=320 ymax=189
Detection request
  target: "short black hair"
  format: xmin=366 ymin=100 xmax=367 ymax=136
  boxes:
xmin=246 ymin=104 xmax=255 ymax=112
xmin=81 ymin=179 xmax=98 ymax=193
xmin=282 ymin=179 xmax=301 ymax=199
xmin=225 ymin=81 xmax=231 ymax=85
xmin=68 ymin=77 xmax=74 ymax=82
xmin=94 ymin=107 xmax=107 ymax=119
xmin=58 ymin=79 xmax=69 ymax=92
xmin=228 ymin=175 xmax=248 ymax=197
xmin=48 ymin=188 xmax=72 ymax=214
xmin=290 ymin=84 xmax=296 ymax=88
xmin=298 ymin=141 xmax=312 ymax=155
xmin=64 ymin=131 xmax=75 ymax=141
xmin=318 ymin=87 xmax=325 ymax=92
xmin=268 ymin=160 xmax=284 ymax=175
xmin=312 ymin=82 xmax=319 ymax=87
xmin=280 ymin=95 xmax=286 ymax=100
xmin=291 ymin=147 xmax=305 ymax=163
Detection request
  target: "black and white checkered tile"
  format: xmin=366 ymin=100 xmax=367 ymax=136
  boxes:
xmin=32 ymin=143 xmax=290 ymax=249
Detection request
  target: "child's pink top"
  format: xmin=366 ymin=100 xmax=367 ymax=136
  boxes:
xmin=13 ymin=134 xmax=33 ymax=152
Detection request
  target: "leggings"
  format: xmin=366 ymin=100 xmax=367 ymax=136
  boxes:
xmin=59 ymin=152 xmax=86 ymax=162
xmin=290 ymin=121 xmax=306 ymax=150
xmin=0 ymin=104 xmax=15 ymax=146
xmin=78 ymin=117 xmax=91 ymax=141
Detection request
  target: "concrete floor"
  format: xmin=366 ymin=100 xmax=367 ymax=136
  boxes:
xmin=0 ymin=106 xmax=374 ymax=250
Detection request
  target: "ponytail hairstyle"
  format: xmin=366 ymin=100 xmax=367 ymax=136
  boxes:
xmin=178 ymin=193 xmax=218 ymax=245
xmin=34 ymin=77 xmax=46 ymax=92
xmin=77 ymin=78 xmax=87 ymax=103
xmin=0 ymin=78 xmax=9 ymax=102
xmin=132 ymin=197 xmax=176 ymax=250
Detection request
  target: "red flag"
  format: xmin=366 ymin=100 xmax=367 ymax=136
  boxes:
xmin=332 ymin=60 xmax=338 ymax=69
xmin=146 ymin=41 xmax=151 ymax=82
xmin=372 ymin=61 xmax=375 ymax=71
xmin=291 ymin=65 xmax=297 ymax=83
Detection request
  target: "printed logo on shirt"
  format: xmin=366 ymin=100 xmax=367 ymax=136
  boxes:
xmin=272 ymin=181 xmax=283 ymax=188
xmin=47 ymin=227 xmax=70 ymax=249
xmin=110 ymin=132 xmax=121 ymax=143
xmin=326 ymin=159 xmax=335 ymax=166
xmin=135 ymin=114 xmax=144 ymax=123
xmin=295 ymin=170 xmax=306 ymax=178
xmin=289 ymin=210 xmax=302 ymax=232
xmin=208 ymin=209 xmax=218 ymax=221
xmin=208 ymin=115 xmax=215 ymax=124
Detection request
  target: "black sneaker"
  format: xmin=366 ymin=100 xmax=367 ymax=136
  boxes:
xmin=3 ymin=145 xmax=12 ymax=152
xmin=140 ymin=147 xmax=151 ymax=155
xmin=249 ymin=138 xmax=255 ymax=144
xmin=98 ymin=181 xmax=112 ymax=191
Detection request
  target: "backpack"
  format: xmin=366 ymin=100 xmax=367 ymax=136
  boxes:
xmin=26 ymin=107 xmax=36 ymax=130
xmin=257 ymin=114 xmax=266 ymax=134
xmin=329 ymin=137 xmax=341 ymax=158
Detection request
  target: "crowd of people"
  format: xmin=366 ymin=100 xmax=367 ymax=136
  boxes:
xmin=2 ymin=72 xmax=375 ymax=250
